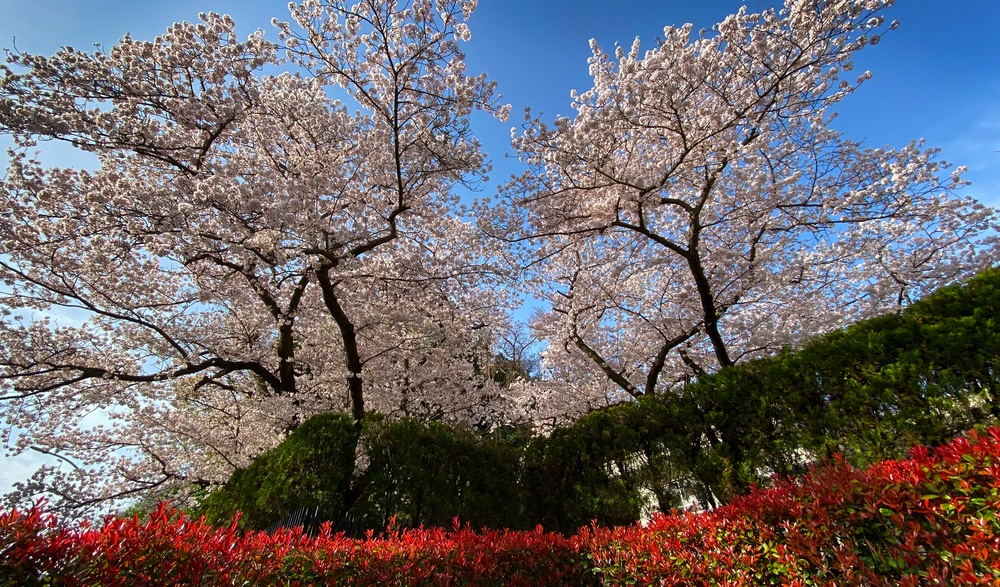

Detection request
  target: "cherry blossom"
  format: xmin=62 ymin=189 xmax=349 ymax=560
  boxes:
xmin=2 ymin=0 xmax=997 ymax=516
xmin=0 ymin=1 xmax=509 ymax=514
xmin=493 ymin=0 xmax=999 ymax=403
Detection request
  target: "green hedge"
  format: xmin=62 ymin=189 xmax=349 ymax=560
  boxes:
xmin=198 ymin=415 xmax=536 ymax=532
xmin=353 ymin=417 xmax=532 ymax=530
xmin=672 ymin=266 xmax=1000 ymax=502
xmin=199 ymin=413 xmax=359 ymax=530
xmin=200 ymin=268 xmax=1000 ymax=532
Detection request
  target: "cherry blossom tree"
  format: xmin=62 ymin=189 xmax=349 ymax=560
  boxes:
xmin=0 ymin=0 xmax=511 ymax=513
xmin=495 ymin=0 xmax=999 ymax=403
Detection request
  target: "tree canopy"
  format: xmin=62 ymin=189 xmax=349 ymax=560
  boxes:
xmin=1 ymin=0 xmax=997 ymax=514
xmin=495 ymin=0 xmax=998 ymax=404
xmin=0 ymin=0 xmax=512 ymax=512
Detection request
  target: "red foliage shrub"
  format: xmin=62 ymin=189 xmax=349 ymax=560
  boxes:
xmin=0 ymin=504 xmax=584 ymax=586
xmin=581 ymin=427 xmax=1000 ymax=586
xmin=2 ymin=428 xmax=999 ymax=586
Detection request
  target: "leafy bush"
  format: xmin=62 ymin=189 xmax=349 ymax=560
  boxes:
xmin=197 ymin=414 xmax=536 ymax=532
xmin=519 ymin=396 xmax=693 ymax=534
xmin=661 ymin=266 xmax=1000 ymax=503
xmin=198 ymin=412 xmax=359 ymax=530
xmin=355 ymin=417 xmax=532 ymax=530
xmin=581 ymin=426 xmax=1000 ymax=586
xmin=0 ymin=504 xmax=585 ymax=586
xmin=197 ymin=268 xmax=1000 ymax=530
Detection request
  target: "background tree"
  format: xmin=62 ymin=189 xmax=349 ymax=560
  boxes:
xmin=495 ymin=0 xmax=999 ymax=402
xmin=0 ymin=0 xmax=509 ymax=514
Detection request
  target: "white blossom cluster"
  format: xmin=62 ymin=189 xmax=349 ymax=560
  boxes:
xmin=492 ymin=0 xmax=998 ymax=400
xmin=0 ymin=1 xmax=513 ymax=515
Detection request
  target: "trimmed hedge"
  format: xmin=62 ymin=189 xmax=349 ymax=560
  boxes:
xmin=354 ymin=417 xmax=533 ymax=530
xmin=199 ymin=268 xmax=1000 ymax=533
xmin=198 ymin=413 xmax=359 ymax=530
xmin=198 ymin=407 xmax=676 ymax=535
xmin=3 ymin=428 xmax=999 ymax=585
xmin=198 ymin=415 xmax=537 ymax=532
xmin=670 ymin=266 xmax=1000 ymax=503
xmin=519 ymin=396 xmax=690 ymax=533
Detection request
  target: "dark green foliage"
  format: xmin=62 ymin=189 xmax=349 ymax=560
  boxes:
xmin=197 ymin=415 xmax=535 ymax=532
xmin=198 ymin=413 xmax=359 ymax=530
xmin=520 ymin=397 xmax=694 ymax=533
xmin=200 ymin=268 xmax=1000 ymax=533
xmin=521 ymin=414 xmax=640 ymax=533
xmin=354 ymin=417 xmax=532 ymax=530
xmin=670 ymin=266 xmax=1000 ymax=502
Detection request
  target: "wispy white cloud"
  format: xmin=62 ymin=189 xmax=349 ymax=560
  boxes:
xmin=0 ymin=450 xmax=56 ymax=494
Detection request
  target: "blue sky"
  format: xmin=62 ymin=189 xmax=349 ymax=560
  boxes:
xmin=0 ymin=1 xmax=998 ymax=494
xmin=1 ymin=0 xmax=998 ymax=206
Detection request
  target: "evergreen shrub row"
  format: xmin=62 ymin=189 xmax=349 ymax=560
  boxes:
xmin=675 ymin=265 xmax=1000 ymax=501
xmin=200 ymin=268 xmax=1000 ymax=533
